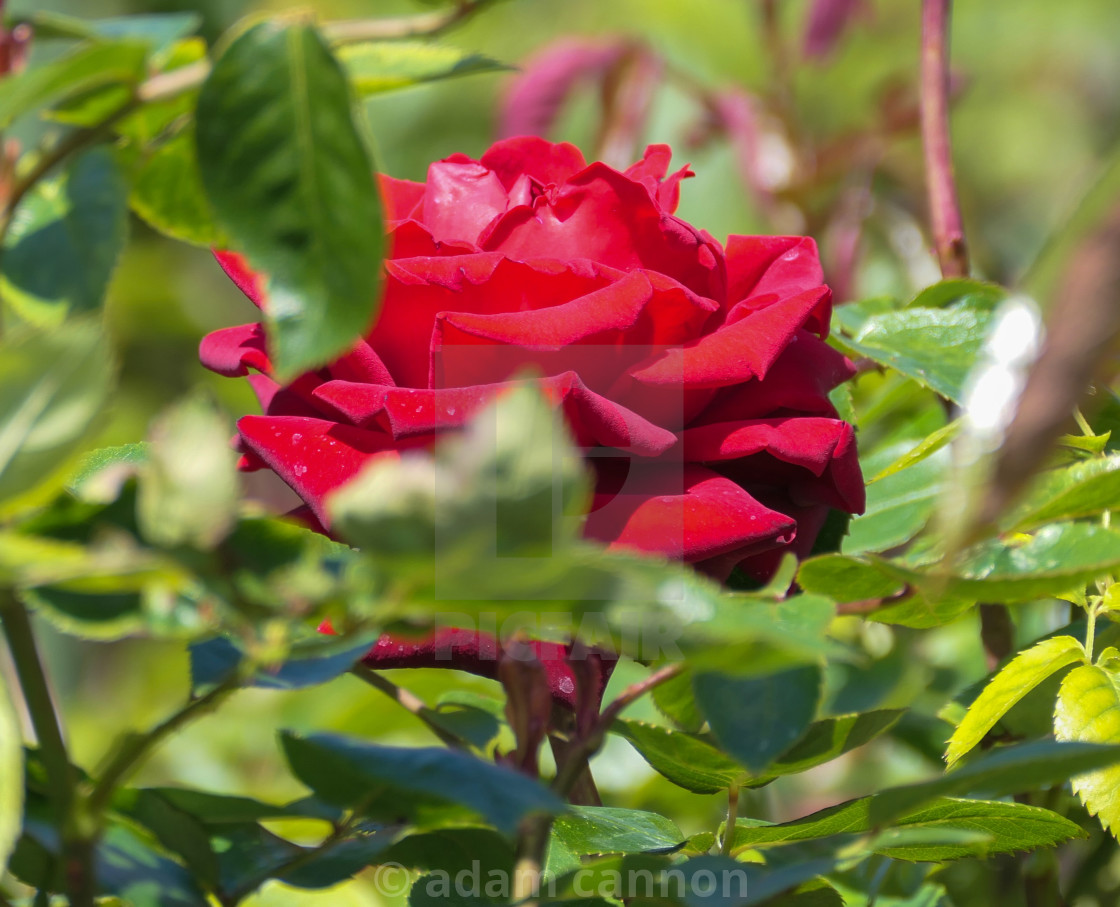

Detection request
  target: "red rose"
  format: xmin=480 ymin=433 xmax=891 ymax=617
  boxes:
xmin=201 ymin=137 xmax=864 ymax=705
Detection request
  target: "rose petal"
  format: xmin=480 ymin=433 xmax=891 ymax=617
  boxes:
xmin=585 ymin=463 xmax=796 ymax=562
xmin=694 ymin=332 xmax=855 ymax=422
xmin=630 ymin=286 xmax=831 ymax=389
xmin=623 ymin=144 xmax=694 ymax=213
xmin=199 ymin=323 xmax=270 ymax=377
xmin=480 ymin=136 xmax=588 ymax=189
xmin=422 ymin=158 xmax=510 ymax=245
xmin=388 ymin=219 xmax=477 ymax=259
xmin=725 ymin=235 xmax=826 ymax=318
xmin=214 ymin=250 xmax=266 ymax=308
xmin=237 ymin=415 xmax=418 ymax=524
xmin=479 ymin=162 xmax=726 ymax=301
xmin=682 ymin=417 xmax=865 ymax=513
xmin=379 ymin=173 xmax=425 ymax=221
xmin=328 ymin=340 xmax=397 ymax=386
xmin=371 ymin=255 xmax=612 ymax=388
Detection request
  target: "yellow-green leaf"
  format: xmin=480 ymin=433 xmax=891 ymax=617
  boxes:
xmin=947 ymin=636 xmax=1086 ymax=767
xmin=1054 ymin=664 xmax=1120 ymax=837
xmin=0 ymin=657 xmax=22 ymax=871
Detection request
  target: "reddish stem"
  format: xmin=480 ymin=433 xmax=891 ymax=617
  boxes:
xmin=920 ymin=0 xmax=969 ymax=278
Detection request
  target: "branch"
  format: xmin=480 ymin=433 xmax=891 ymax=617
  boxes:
xmin=86 ymin=674 xmax=240 ymax=816
xmin=0 ymin=591 xmax=94 ymax=907
xmin=920 ymin=0 xmax=968 ymax=278
xmin=321 ymin=1 xmax=488 ymax=44
xmin=351 ymin=665 xmax=468 ymax=750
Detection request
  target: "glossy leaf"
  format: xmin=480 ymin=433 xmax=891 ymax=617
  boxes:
xmin=797 ymin=554 xmax=904 ymax=602
xmin=0 ymin=40 xmax=147 ymax=129
xmin=731 ymin=797 xmax=1082 ymax=862
xmin=1054 ymin=664 xmax=1120 ymax=836
xmin=694 ymin=666 xmax=822 ymax=774
xmin=552 ymin=807 xmax=684 ymax=855
xmin=2 ymin=149 xmax=129 ymax=325
xmin=339 ymin=41 xmax=509 ymax=95
xmin=196 ymin=20 xmax=384 ymax=382
xmin=613 ymin=720 xmax=744 ymax=794
xmin=946 ymin=635 xmax=1086 ymax=767
xmin=836 ymin=305 xmax=994 ymax=404
xmin=137 ymin=395 xmax=239 ymax=549
xmin=0 ymin=321 xmax=114 ymax=509
xmin=868 ymin=419 xmax=961 ymax=484
xmin=1007 ymin=454 xmax=1120 ymax=531
xmin=281 ymin=733 xmax=563 ymax=835
xmin=905 ymin=279 xmax=1007 ymax=311
xmin=0 ymin=663 xmax=22 ymax=873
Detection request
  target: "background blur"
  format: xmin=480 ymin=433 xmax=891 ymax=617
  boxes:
xmin=6 ymin=1 xmax=1120 ymax=904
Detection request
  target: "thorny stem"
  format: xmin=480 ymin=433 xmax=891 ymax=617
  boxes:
xmin=512 ymin=664 xmax=685 ymax=904
xmin=351 ymin=664 xmax=468 ymax=749
xmin=920 ymin=0 xmax=969 ymax=278
xmin=0 ymin=591 xmax=93 ymax=907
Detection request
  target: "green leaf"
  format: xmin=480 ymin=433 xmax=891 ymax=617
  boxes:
xmin=66 ymin=442 xmax=149 ymax=503
xmin=946 ymin=635 xmax=1086 ymax=767
xmin=868 ymin=739 xmax=1120 ymax=826
xmin=281 ymin=733 xmax=564 ymax=836
xmin=613 ymin=721 xmax=744 ymax=794
xmin=552 ymin=807 xmax=683 ymax=855
xmin=763 ymin=880 xmax=845 ymax=907
xmin=652 ymin=670 xmax=706 ymax=732
xmin=694 ymin=666 xmax=822 ymax=775
xmin=188 ymin=634 xmax=378 ymax=694
xmin=0 ymin=321 xmax=114 ymax=509
xmin=2 ymin=148 xmax=129 ymax=325
xmin=0 ymin=40 xmax=147 ymax=129
xmin=339 ymin=41 xmax=509 ymax=94
xmin=905 ymin=279 xmax=1007 ymax=311
xmin=769 ymin=709 xmax=904 ymax=777
xmin=836 ymin=305 xmax=994 ymax=404
xmin=1007 ymin=454 xmax=1120 ymax=531
xmin=732 ymin=798 xmax=1081 ymax=862
xmin=196 ymin=20 xmax=384 ymax=383
xmin=868 ymin=419 xmax=961 ymax=484
xmin=130 ymin=122 xmax=228 ymax=247
xmin=797 ymin=554 xmax=905 ymax=602
xmin=1054 ymin=664 xmax=1120 ymax=836
xmin=0 ymin=662 xmax=22 ymax=873
xmin=137 ymin=394 xmax=239 ymax=549
xmin=844 ymin=442 xmax=947 ymax=555
xmin=876 ymin=522 xmax=1120 ymax=603
xmin=28 ymin=11 xmax=202 ymax=54
xmin=96 ymin=823 xmax=208 ymax=906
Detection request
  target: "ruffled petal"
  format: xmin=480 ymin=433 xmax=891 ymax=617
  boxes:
xmin=725 ymin=235 xmax=828 ymax=332
xmin=479 ymin=162 xmax=726 ymax=301
xmin=682 ymin=417 xmax=865 ymax=514
xmin=379 ymin=173 xmax=425 ymax=221
xmin=422 ymin=158 xmax=510 ymax=245
xmin=237 ymin=415 xmax=420 ymax=524
xmin=585 ymin=463 xmax=796 ymax=562
xmin=480 ymin=136 xmax=588 ymax=189
xmin=199 ymin=323 xmax=270 ymax=377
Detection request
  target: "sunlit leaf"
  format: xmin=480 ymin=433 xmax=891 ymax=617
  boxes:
xmin=339 ymin=41 xmax=509 ymax=95
xmin=946 ymin=636 xmax=1086 ymax=767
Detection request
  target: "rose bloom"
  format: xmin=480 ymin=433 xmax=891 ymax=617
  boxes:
xmin=201 ymin=137 xmax=864 ymax=704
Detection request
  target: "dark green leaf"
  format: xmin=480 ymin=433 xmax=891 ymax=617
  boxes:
xmin=281 ymin=733 xmax=564 ymax=836
xmin=0 ymin=41 xmax=147 ymax=129
xmin=96 ymin=824 xmax=208 ymax=907
xmin=551 ymin=807 xmax=683 ymax=855
xmin=2 ymin=148 xmax=128 ymax=324
xmin=1054 ymin=664 xmax=1120 ymax=836
xmin=652 ymin=669 xmax=706 ymax=732
xmin=196 ymin=20 xmax=384 ymax=382
xmin=188 ymin=634 xmax=378 ymax=694
xmin=905 ymin=279 xmax=1007 ymax=311
xmin=613 ymin=721 xmax=744 ymax=794
xmin=0 ymin=320 xmax=114 ymax=509
xmin=695 ymin=666 xmax=822 ymax=775
xmin=339 ymin=41 xmax=509 ymax=94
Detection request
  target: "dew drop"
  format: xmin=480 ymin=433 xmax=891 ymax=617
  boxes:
xmin=291 ymin=433 xmax=302 ymax=442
